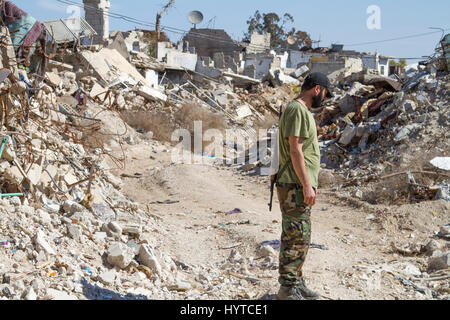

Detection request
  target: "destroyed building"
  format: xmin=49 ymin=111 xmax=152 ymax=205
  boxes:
xmin=82 ymin=0 xmax=110 ymax=45
xmin=183 ymin=28 xmax=244 ymax=59
xmin=0 ymin=0 xmax=448 ymax=302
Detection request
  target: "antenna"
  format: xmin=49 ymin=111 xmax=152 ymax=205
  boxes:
xmin=206 ymin=16 xmax=216 ymax=29
xmin=187 ymin=10 xmax=204 ymax=29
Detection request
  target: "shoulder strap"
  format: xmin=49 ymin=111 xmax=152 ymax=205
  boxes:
xmin=276 ymin=160 xmax=290 ymax=183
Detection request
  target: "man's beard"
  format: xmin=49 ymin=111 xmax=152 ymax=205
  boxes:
xmin=311 ymin=91 xmax=323 ymax=109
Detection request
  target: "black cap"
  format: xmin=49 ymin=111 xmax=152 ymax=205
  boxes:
xmin=304 ymin=72 xmax=334 ymax=98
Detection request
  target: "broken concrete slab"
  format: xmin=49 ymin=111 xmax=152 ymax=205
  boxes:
xmin=138 ymin=244 xmax=162 ymax=275
xmin=44 ymin=288 xmax=78 ymax=300
xmin=236 ymin=105 xmax=253 ymax=120
xmin=339 ymin=124 xmax=357 ymax=146
xmin=45 ymin=72 xmax=62 ymax=87
xmin=47 ymin=60 xmax=74 ymax=72
xmin=80 ymin=48 xmax=167 ymax=102
xmin=89 ymin=83 xmax=107 ymax=99
xmin=106 ymin=242 xmax=134 ymax=269
xmin=33 ymin=229 xmax=56 ymax=256
xmin=4 ymin=165 xmax=24 ymax=185
xmin=27 ymin=162 xmax=43 ymax=186
xmin=430 ymin=157 xmax=450 ymax=171
xmin=137 ymin=85 xmax=168 ymax=103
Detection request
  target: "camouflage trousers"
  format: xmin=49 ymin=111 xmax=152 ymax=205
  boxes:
xmin=276 ymin=183 xmax=312 ymax=287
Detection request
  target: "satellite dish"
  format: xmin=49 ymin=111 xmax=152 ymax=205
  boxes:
xmin=287 ymin=35 xmax=296 ymax=45
xmin=188 ymin=11 xmax=204 ymax=28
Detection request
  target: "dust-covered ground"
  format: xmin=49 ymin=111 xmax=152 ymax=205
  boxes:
xmin=108 ymin=141 xmax=450 ymax=300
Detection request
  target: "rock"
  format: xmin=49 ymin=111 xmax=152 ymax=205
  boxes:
xmin=399 ymin=263 xmax=422 ymax=277
xmin=353 ymin=189 xmax=363 ymax=199
xmin=168 ymin=280 xmax=192 ymax=292
xmin=67 ymin=224 xmax=81 ymax=241
xmin=93 ymin=232 xmax=107 ymax=242
xmin=98 ymin=269 xmax=116 ymax=286
xmin=435 ymin=185 xmax=450 ymax=202
xmin=41 ymin=196 xmax=61 ymax=214
xmin=440 ymin=225 xmax=450 ymax=236
xmin=46 ymin=72 xmax=62 ymax=87
xmin=31 ymin=279 xmax=45 ymax=292
xmin=4 ymin=165 xmax=24 ymax=185
xmin=228 ymin=249 xmax=243 ymax=263
xmin=258 ymin=245 xmax=276 ymax=258
xmin=1 ymin=285 xmax=12 ymax=298
xmin=9 ymin=196 xmax=21 ymax=206
xmin=138 ymin=244 xmax=162 ymax=275
xmin=102 ymin=222 xmax=122 ymax=240
xmin=107 ymin=242 xmax=134 ymax=270
xmin=108 ymin=222 xmax=123 ymax=235
xmin=394 ymin=124 xmax=420 ymax=142
xmin=292 ymin=65 xmax=310 ymax=79
xmin=27 ymin=163 xmax=42 ymax=186
xmin=401 ymin=99 xmax=417 ymax=113
xmin=61 ymin=217 xmax=72 ymax=224
xmin=33 ymin=229 xmax=56 ymax=256
xmin=10 ymin=81 xmax=27 ymax=95
xmin=13 ymin=250 xmax=26 ymax=262
xmin=22 ymin=287 xmax=37 ymax=300
xmin=318 ymin=169 xmax=337 ymax=188
xmin=339 ymin=124 xmax=357 ymax=146
xmin=63 ymin=200 xmax=86 ymax=215
xmin=104 ymin=172 xmax=123 ymax=190
xmin=122 ymin=225 xmax=142 ymax=238
xmin=37 ymin=209 xmax=51 ymax=225
xmin=44 ymin=288 xmax=78 ymax=300
xmin=428 ymin=251 xmax=450 ymax=272
xmin=425 ymin=240 xmax=443 ymax=256
xmin=12 ymin=280 xmax=25 ymax=292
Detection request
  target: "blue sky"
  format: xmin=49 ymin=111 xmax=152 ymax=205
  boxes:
xmin=14 ymin=0 xmax=450 ymax=60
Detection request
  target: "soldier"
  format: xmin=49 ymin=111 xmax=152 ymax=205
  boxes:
xmin=276 ymin=72 xmax=333 ymax=300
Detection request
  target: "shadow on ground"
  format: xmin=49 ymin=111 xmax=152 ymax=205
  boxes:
xmin=81 ymin=278 xmax=149 ymax=300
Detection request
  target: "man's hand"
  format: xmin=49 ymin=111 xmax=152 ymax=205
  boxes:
xmin=303 ymin=185 xmax=317 ymax=207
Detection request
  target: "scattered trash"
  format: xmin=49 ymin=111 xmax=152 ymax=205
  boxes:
xmin=225 ymin=208 xmax=243 ymax=215
xmin=82 ymin=267 xmax=92 ymax=275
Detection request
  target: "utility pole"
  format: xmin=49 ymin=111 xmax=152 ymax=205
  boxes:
xmin=156 ymin=0 xmax=175 ymax=41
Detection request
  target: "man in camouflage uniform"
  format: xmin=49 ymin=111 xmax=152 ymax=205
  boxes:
xmin=276 ymin=73 xmax=333 ymax=300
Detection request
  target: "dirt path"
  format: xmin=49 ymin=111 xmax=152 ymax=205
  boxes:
xmin=107 ymin=142 xmax=450 ymax=300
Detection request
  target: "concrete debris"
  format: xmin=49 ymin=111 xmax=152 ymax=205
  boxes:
xmin=428 ymin=252 xmax=450 ymax=272
xmin=0 ymin=1 xmax=447 ymax=301
xmin=106 ymin=242 xmax=135 ymax=270
xmin=430 ymin=157 xmax=450 ymax=171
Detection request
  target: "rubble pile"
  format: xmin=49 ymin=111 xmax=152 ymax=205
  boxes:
xmin=315 ymin=68 xmax=450 ymax=205
xmin=0 ymin=2 xmax=291 ymax=300
xmin=237 ymin=66 xmax=449 ymax=206
xmin=0 ymin=0 xmax=448 ymax=301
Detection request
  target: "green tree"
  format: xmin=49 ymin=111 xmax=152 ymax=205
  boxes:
xmin=389 ymin=59 xmax=407 ymax=69
xmin=399 ymin=58 xmax=407 ymax=69
xmin=244 ymin=11 xmax=311 ymax=49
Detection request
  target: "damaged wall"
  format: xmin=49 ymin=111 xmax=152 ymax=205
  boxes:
xmin=310 ymin=55 xmax=363 ymax=77
xmin=183 ymin=28 xmax=244 ymax=59
xmin=361 ymin=54 xmax=391 ymax=77
xmin=83 ymin=0 xmax=110 ymax=44
xmin=247 ymin=32 xmax=271 ymax=54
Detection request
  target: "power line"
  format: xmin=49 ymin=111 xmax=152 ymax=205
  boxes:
xmin=56 ymin=0 xmax=257 ymax=48
xmin=56 ymin=0 xmax=448 ymax=55
xmin=344 ymin=29 xmax=450 ymax=47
